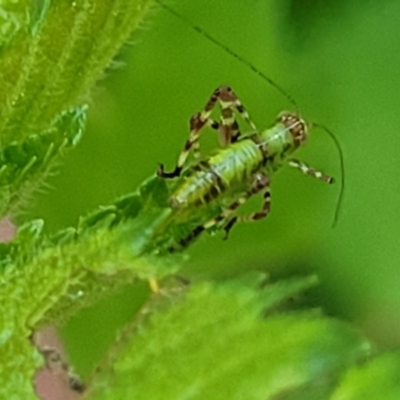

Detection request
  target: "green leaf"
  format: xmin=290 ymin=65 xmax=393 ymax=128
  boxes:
xmin=0 ymin=167 xmax=191 ymax=399
xmin=0 ymin=106 xmax=86 ymax=216
xmin=0 ymin=216 xmax=183 ymax=399
xmin=0 ymin=0 xmax=32 ymax=46
xmin=86 ymin=276 xmax=372 ymax=400
xmin=0 ymin=0 xmax=154 ymax=216
xmin=0 ymin=0 xmax=154 ymax=143
xmin=330 ymin=352 xmax=400 ymax=400
xmin=0 ymin=0 xmax=161 ymax=397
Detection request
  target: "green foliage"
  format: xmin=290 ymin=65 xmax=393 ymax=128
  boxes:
xmin=0 ymin=0 xmax=156 ymax=398
xmin=0 ymin=0 xmax=153 ymax=215
xmin=0 ymin=179 xmax=185 ymax=398
xmin=330 ymin=352 xmax=400 ymax=400
xmin=86 ymin=275 xmax=371 ymax=400
xmin=0 ymin=107 xmax=86 ymax=215
xmin=1 ymin=1 xmax=400 ymax=399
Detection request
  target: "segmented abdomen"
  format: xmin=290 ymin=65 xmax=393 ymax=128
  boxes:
xmin=170 ymin=138 xmax=263 ymax=209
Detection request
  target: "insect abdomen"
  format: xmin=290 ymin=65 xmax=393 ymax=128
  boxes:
xmin=170 ymin=139 xmax=263 ymax=209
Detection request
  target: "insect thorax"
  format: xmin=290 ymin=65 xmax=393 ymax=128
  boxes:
xmin=259 ymin=113 xmax=307 ymax=168
xmin=170 ymin=139 xmax=263 ymax=209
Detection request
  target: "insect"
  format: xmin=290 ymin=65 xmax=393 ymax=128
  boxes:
xmin=156 ymin=2 xmax=345 ymax=248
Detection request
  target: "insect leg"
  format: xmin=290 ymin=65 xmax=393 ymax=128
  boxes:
xmin=211 ymin=85 xmax=258 ymax=146
xmin=158 ymin=86 xmax=257 ymax=178
xmin=220 ymin=173 xmax=271 ymax=238
xmin=157 ymin=111 xmax=217 ymax=178
xmin=211 ymin=86 xmax=252 ymax=146
xmin=173 ymin=173 xmax=270 ymax=249
xmin=288 ymin=159 xmax=334 ymax=184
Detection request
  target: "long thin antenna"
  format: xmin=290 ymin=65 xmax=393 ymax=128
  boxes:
xmin=313 ymin=123 xmax=345 ymax=227
xmin=156 ymin=0 xmax=299 ymax=112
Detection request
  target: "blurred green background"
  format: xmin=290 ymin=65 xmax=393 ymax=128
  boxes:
xmin=27 ymin=0 xmax=400 ymax=374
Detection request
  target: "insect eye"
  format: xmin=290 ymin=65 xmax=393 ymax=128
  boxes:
xmin=277 ymin=111 xmax=292 ymax=123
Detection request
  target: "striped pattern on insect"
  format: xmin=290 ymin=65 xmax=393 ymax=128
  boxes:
xmin=157 ymin=85 xmax=344 ymax=248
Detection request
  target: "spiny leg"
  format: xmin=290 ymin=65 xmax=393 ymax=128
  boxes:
xmin=174 ymin=173 xmax=271 ymax=249
xmin=288 ymin=159 xmax=334 ymax=184
xmin=158 ymin=86 xmax=257 ymax=178
xmin=220 ymin=173 xmax=271 ymax=238
xmin=172 ymin=225 xmax=206 ymax=250
xmin=157 ymin=112 xmax=217 ymax=178
xmin=202 ymin=85 xmax=258 ymax=146
xmin=215 ymin=86 xmax=254 ymax=145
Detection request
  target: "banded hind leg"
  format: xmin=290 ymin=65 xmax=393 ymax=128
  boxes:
xmin=220 ymin=173 xmax=271 ymax=238
xmin=158 ymin=86 xmax=257 ymax=178
xmin=288 ymin=159 xmax=334 ymax=184
xmin=176 ymin=173 xmax=271 ymax=248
